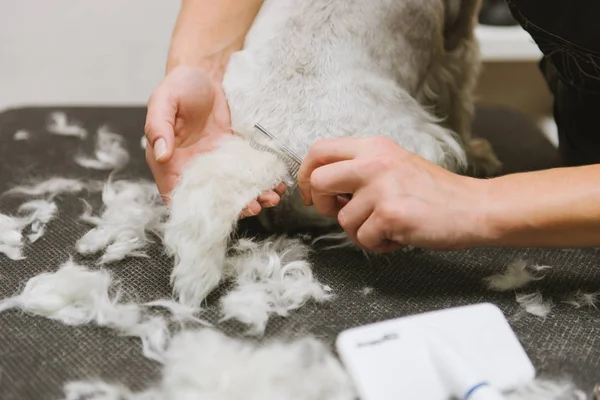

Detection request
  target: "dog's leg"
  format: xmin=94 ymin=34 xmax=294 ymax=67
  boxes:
xmin=163 ymin=136 xmax=289 ymax=306
xmin=422 ymin=0 xmax=502 ymax=177
xmin=448 ymin=0 xmax=502 ymax=177
xmin=443 ymin=0 xmax=481 ymax=52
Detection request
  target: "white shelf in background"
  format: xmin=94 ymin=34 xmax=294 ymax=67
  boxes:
xmin=476 ymin=24 xmax=542 ymax=62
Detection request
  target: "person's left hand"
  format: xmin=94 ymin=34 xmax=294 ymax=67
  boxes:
xmin=143 ymin=65 xmax=285 ymax=217
xmin=297 ymin=137 xmax=490 ymax=252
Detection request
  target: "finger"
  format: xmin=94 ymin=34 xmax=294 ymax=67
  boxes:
xmin=274 ymin=183 xmax=287 ymax=196
xmin=336 ymin=193 xmax=375 ymax=245
xmin=145 ymin=87 xmax=177 ymax=163
xmin=298 ymin=137 xmax=370 ymax=206
xmin=356 ymin=212 xmax=404 ymax=253
xmin=239 ymin=200 xmax=262 ymax=219
xmin=257 ymin=190 xmax=280 ymax=208
xmin=309 ymin=160 xmax=364 ymax=218
xmin=144 ymin=146 xmax=172 ymax=204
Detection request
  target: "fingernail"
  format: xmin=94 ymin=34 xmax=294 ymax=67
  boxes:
xmin=266 ymin=202 xmax=276 ymax=208
xmin=337 ymin=210 xmax=345 ymax=225
xmin=154 ymin=138 xmax=167 ymax=161
xmin=244 ymin=208 xmax=256 ymax=217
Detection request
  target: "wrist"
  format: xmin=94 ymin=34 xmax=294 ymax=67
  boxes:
xmin=461 ymin=177 xmax=509 ymax=248
xmin=471 ymin=175 xmax=532 ymax=248
xmin=165 ymin=0 xmax=260 ymax=82
xmin=454 ymin=166 xmax=600 ymax=249
xmin=166 ymin=45 xmax=237 ymax=82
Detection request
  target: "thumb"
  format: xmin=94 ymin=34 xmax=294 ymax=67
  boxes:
xmin=144 ymin=88 xmax=176 ymax=164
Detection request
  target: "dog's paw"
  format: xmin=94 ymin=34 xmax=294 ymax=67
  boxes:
xmin=466 ymin=137 xmax=502 ymax=177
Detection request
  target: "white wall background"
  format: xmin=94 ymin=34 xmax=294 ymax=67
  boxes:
xmin=0 ymin=0 xmax=180 ymax=111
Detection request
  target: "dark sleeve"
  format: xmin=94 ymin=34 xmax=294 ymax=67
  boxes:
xmin=507 ymin=0 xmax=600 ymax=166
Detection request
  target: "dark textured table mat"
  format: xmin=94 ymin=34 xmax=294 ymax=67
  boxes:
xmin=0 ymin=106 xmax=598 ymax=399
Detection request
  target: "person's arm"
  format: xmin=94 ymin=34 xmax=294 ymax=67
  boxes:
xmin=297 ymin=137 xmax=600 ymax=252
xmin=147 ymin=0 xmax=264 ymax=164
xmin=166 ymin=0 xmax=264 ymax=80
xmin=480 ymin=165 xmax=600 ymax=248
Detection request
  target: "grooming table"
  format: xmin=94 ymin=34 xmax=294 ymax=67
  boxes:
xmin=0 ymin=106 xmax=598 ymax=399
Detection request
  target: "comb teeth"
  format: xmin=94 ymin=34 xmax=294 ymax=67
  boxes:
xmin=249 ymin=138 xmax=300 ymax=179
xmin=249 ymin=124 xmax=302 ymax=179
xmin=287 ymin=161 xmax=300 ymax=179
xmin=248 ymin=125 xmax=351 ymax=198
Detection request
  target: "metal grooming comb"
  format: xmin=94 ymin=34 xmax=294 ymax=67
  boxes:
xmin=250 ymin=123 xmax=303 ymax=179
xmin=249 ymin=123 xmax=351 ymax=200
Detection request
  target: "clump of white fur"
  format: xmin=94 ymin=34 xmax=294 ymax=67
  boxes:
xmin=0 ymin=259 xmax=134 ymax=325
xmin=484 ymin=260 xmax=543 ymax=292
xmin=76 ymin=179 xmax=166 ymax=264
xmin=505 ymin=378 xmax=588 ymax=400
xmin=0 ymin=200 xmax=58 ymax=259
xmin=3 ymin=177 xmax=100 ymax=198
xmin=13 ymin=130 xmax=30 ymax=141
xmin=360 ymin=287 xmax=374 ymax=296
xmin=75 ymin=126 xmax=130 ymax=171
xmin=163 ymin=136 xmax=289 ymax=306
xmin=144 ymin=299 xmax=206 ymax=327
xmin=64 ymin=328 xmax=356 ymax=400
xmin=311 ymin=231 xmax=357 ymax=251
xmin=18 ymin=199 xmax=58 ymax=242
xmin=0 ymin=260 xmax=205 ymax=363
xmin=47 ymin=111 xmax=87 ymax=139
xmin=0 ymin=213 xmax=28 ymax=260
xmin=221 ymin=236 xmax=332 ymax=336
xmin=563 ymin=291 xmax=598 ymax=309
xmin=63 ymin=381 xmax=143 ymax=400
xmin=160 ymin=329 xmax=355 ymax=400
xmin=531 ymin=264 xmax=553 ymax=272
xmin=515 ymin=292 xmax=553 ymax=319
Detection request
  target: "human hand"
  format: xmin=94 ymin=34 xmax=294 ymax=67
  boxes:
xmin=297 ymin=137 xmax=490 ymax=252
xmin=144 ymin=65 xmax=285 ymax=217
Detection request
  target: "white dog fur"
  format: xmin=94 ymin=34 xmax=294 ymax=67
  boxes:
xmin=165 ymin=0 xmax=500 ymax=307
xmin=76 ymin=178 xmax=166 ymax=264
xmin=63 ymin=328 xmax=356 ymax=400
xmin=220 ymin=236 xmax=332 ymax=336
xmin=164 ymin=137 xmax=289 ymax=305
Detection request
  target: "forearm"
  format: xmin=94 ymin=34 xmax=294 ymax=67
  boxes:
xmin=479 ymin=164 xmax=600 ymax=248
xmin=166 ymin=0 xmax=263 ymax=80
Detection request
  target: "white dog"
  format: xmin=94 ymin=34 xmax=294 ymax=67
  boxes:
xmin=163 ymin=0 xmax=500 ymax=306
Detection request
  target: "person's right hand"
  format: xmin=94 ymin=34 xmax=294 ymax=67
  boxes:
xmin=144 ymin=65 xmax=285 ymax=217
xmin=297 ymin=137 xmax=490 ymax=252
